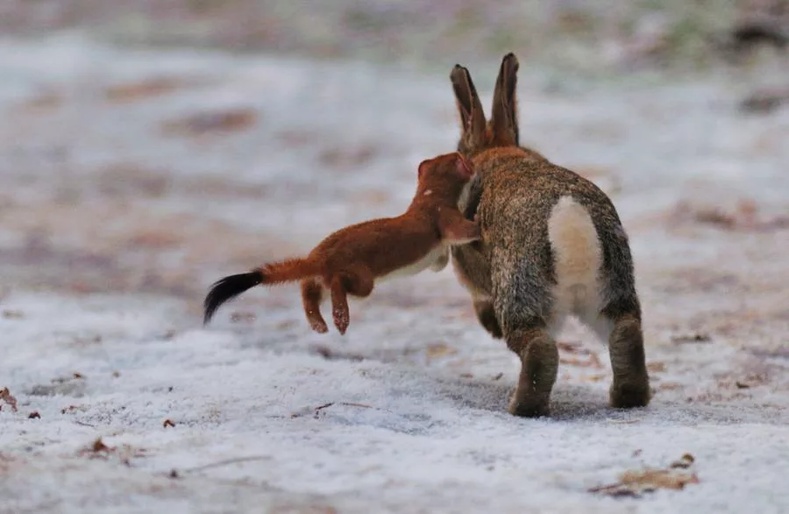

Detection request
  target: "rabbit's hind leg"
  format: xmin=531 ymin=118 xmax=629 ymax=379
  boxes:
xmin=584 ymin=313 xmax=650 ymax=408
xmin=588 ymin=298 xmax=649 ymax=408
xmin=506 ymin=323 xmax=559 ymax=418
xmin=605 ymin=309 xmax=650 ymax=408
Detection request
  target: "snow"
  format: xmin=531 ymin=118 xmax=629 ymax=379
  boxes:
xmin=1 ymin=35 xmax=788 ymax=513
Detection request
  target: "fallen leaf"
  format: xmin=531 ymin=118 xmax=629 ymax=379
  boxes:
xmin=425 ymin=342 xmax=458 ymax=359
xmin=163 ymin=419 xmax=176 ymax=428
xmin=78 ymin=438 xmax=112 ymax=457
xmin=0 ymin=388 xmax=18 ymax=412
xmin=590 ymin=454 xmax=699 ymax=498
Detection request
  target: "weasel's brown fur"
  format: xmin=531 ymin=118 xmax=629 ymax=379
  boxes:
xmin=203 ymin=152 xmax=479 ymax=334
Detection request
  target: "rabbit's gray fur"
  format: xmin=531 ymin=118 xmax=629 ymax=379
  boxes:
xmin=450 ymin=54 xmax=650 ymax=417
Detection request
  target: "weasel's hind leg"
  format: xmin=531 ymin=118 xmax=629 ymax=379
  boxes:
xmin=301 ymin=278 xmax=328 ymax=333
xmin=328 ymin=266 xmax=374 ymax=335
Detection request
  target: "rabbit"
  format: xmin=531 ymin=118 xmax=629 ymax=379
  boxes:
xmin=448 ymin=53 xmax=650 ymax=417
xmin=203 ymin=152 xmax=479 ymax=334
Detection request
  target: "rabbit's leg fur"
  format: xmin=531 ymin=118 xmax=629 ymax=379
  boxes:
xmin=608 ymin=314 xmax=650 ymax=407
xmin=429 ymin=248 xmax=450 ymax=272
xmin=506 ymin=326 xmax=559 ymax=417
xmin=473 ymin=299 xmax=502 ymax=339
xmin=587 ymin=308 xmax=650 ymax=408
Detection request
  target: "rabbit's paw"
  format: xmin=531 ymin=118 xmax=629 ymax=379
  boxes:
xmin=508 ymin=390 xmax=550 ymax=418
xmin=610 ymin=380 xmax=651 ymax=409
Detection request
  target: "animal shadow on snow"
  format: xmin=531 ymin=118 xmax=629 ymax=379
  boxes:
xmin=432 ymin=374 xmax=614 ymax=421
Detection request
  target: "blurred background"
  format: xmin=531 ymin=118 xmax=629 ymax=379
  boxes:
xmin=0 ymin=0 xmax=786 ymax=328
xmin=1 ymin=0 xmax=787 ymax=72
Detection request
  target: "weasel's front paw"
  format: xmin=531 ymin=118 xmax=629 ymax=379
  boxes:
xmin=310 ymin=319 xmax=328 ymax=334
xmin=333 ymin=306 xmax=350 ymax=335
xmin=445 ymin=221 xmax=481 ymax=244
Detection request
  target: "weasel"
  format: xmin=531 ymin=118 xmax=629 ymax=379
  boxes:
xmin=203 ymin=152 xmax=480 ymax=334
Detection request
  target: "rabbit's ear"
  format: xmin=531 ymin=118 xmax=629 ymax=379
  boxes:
xmin=491 ymin=53 xmax=519 ymax=146
xmin=450 ymin=64 xmax=487 ymax=148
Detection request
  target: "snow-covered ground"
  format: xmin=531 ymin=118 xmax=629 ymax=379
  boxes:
xmin=1 ymin=35 xmax=788 ymax=513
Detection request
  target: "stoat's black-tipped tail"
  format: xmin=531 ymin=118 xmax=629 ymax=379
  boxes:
xmin=203 ymin=271 xmax=263 ymax=325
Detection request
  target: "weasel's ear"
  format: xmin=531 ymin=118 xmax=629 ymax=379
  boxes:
xmin=450 ymin=64 xmax=487 ymax=150
xmin=455 ymin=153 xmax=474 ymax=180
xmin=490 ymin=52 xmax=519 ymax=147
xmin=417 ymin=159 xmax=429 ymax=180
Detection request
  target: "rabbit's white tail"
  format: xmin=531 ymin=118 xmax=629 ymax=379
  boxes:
xmin=547 ymin=196 xmax=604 ymax=324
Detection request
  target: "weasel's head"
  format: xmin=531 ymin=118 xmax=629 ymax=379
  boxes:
xmin=416 ymin=152 xmax=475 ymax=202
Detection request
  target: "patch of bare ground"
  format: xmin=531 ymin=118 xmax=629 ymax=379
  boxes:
xmin=318 ymin=144 xmax=378 ymax=170
xmin=668 ymin=198 xmax=789 ymax=232
xmin=0 ymin=191 xmax=298 ymax=297
xmin=161 ymin=107 xmax=258 ymax=137
xmin=104 ymin=77 xmax=202 ymax=103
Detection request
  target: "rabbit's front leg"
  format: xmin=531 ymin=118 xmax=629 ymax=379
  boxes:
xmin=429 ymin=249 xmax=450 ymax=272
xmin=473 ymin=299 xmax=502 ymax=339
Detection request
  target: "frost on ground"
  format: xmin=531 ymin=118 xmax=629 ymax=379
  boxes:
xmin=0 ymin=36 xmax=788 ymax=514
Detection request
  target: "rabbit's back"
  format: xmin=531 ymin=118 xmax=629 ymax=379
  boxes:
xmin=456 ymin=148 xmax=637 ymax=337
